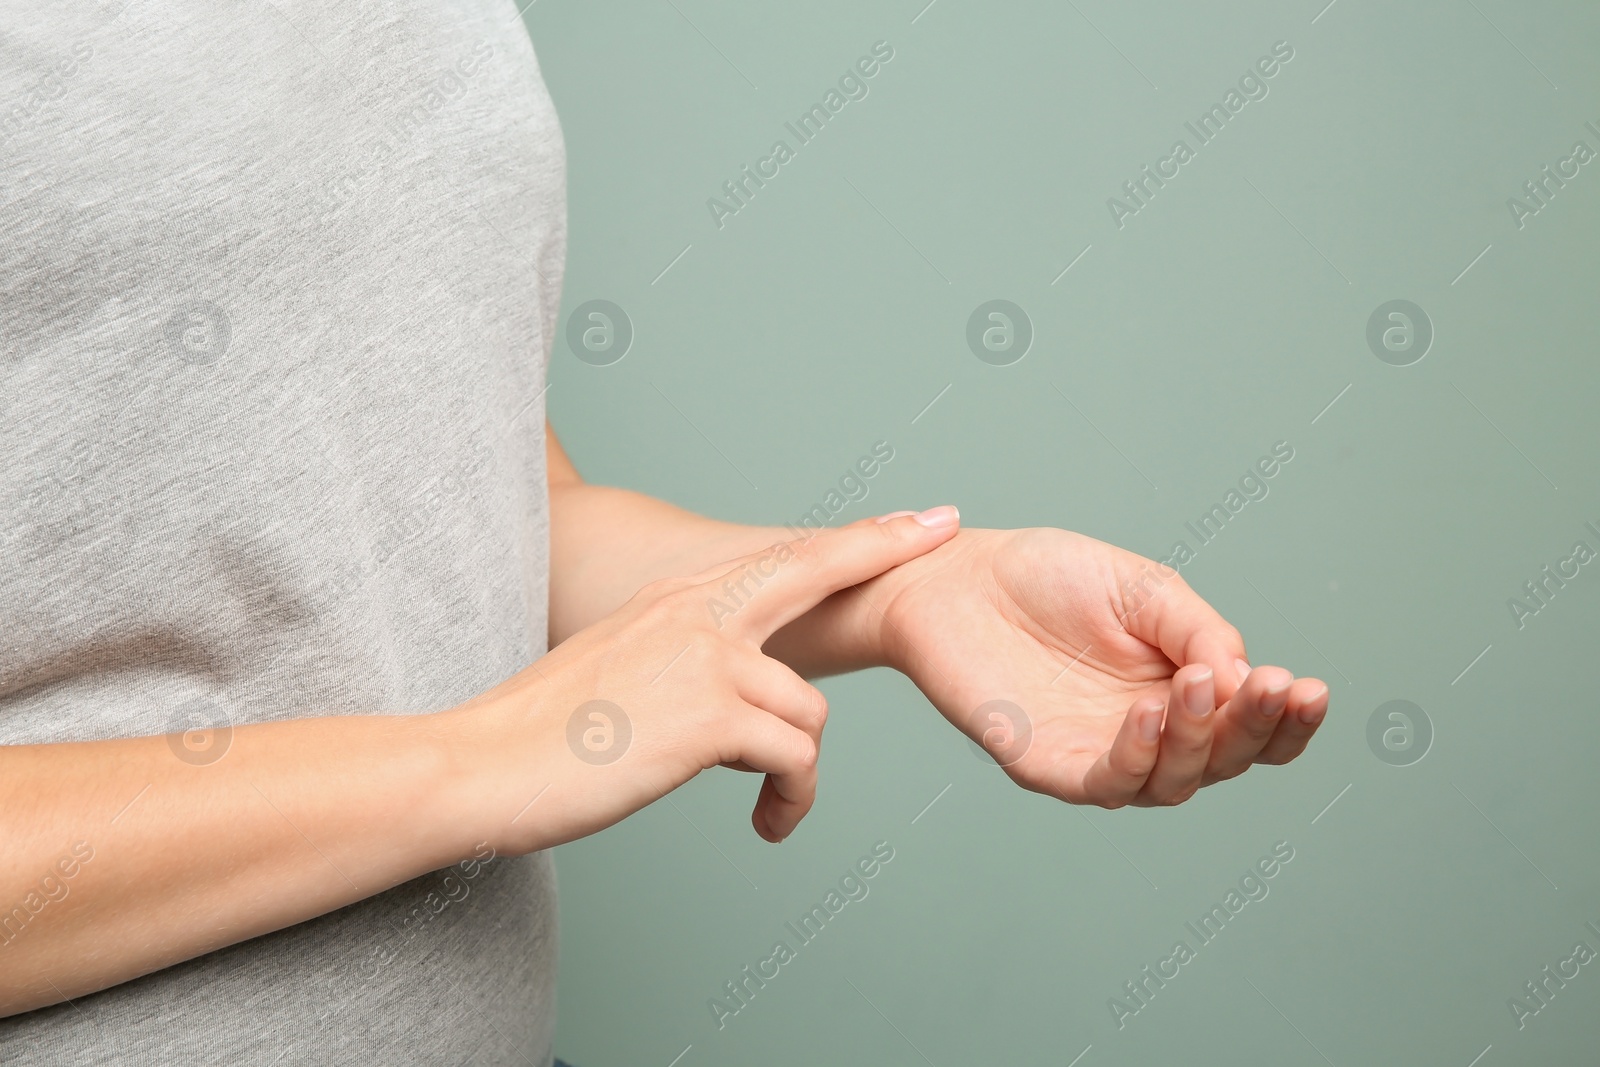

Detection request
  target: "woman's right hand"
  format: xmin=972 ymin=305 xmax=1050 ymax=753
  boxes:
xmin=0 ymin=507 xmax=956 ymax=1016
xmin=447 ymin=507 xmax=962 ymax=855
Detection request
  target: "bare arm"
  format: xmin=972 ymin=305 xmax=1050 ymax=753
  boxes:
xmin=0 ymin=712 xmax=488 ymax=1016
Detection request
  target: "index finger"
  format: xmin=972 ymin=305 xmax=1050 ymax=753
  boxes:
xmin=704 ymin=507 xmax=960 ymax=638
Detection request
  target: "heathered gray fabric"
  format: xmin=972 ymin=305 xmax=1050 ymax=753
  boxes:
xmin=0 ymin=1 xmax=565 ymax=1063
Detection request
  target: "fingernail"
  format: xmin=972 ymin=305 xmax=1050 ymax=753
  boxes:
xmin=1186 ymin=667 xmax=1213 ymax=717
xmin=1235 ymin=658 xmax=1252 ymax=684
xmin=1299 ymin=684 xmax=1329 ymax=724
xmin=1139 ymin=705 xmax=1162 ymax=742
xmin=874 ymin=510 xmax=916 ymax=524
xmin=1261 ymin=676 xmax=1291 ymax=715
xmin=913 ymin=505 xmax=959 ymax=528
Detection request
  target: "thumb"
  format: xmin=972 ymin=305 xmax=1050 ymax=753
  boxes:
xmin=1117 ymin=563 xmax=1249 ymax=704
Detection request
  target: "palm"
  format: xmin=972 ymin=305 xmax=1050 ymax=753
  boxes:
xmin=866 ymin=526 xmax=1325 ymax=805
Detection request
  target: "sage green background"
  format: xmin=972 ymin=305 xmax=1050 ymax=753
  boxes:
xmin=528 ymin=2 xmax=1600 ymax=1064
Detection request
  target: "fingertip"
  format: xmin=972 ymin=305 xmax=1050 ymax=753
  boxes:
xmin=752 ymin=803 xmax=777 ymax=843
xmin=759 ymin=772 xmax=814 ymax=842
xmin=1263 ymin=666 xmax=1293 ymax=689
xmin=861 ymin=507 xmax=961 ymax=565
xmin=1292 ymin=678 xmax=1330 ymax=725
xmin=911 ymin=505 xmax=960 ymax=529
xmin=1185 ymin=633 xmax=1245 ymax=704
xmin=1138 ymin=701 xmax=1163 ymax=744
xmin=1178 ymin=662 xmax=1216 ymax=707
xmin=753 ymin=776 xmax=797 ymax=842
xmin=1081 ymin=701 xmax=1163 ymax=806
xmin=760 ymin=803 xmax=800 ymax=843
xmin=875 ymin=505 xmax=960 ymax=540
xmin=1257 ymin=667 xmax=1294 ymax=706
xmin=1197 ymin=654 xmax=1238 ymax=704
xmin=1112 ymin=697 xmax=1162 ymax=756
xmin=768 ymin=803 xmax=805 ymax=842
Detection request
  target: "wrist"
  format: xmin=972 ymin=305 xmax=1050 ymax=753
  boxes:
xmin=847 ymin=566 xmax=911 ymax=673
xmin=850 ymin=525 xmax=982 ymax=678
xmin=761 ymin=523 xmax=955 ymax=678
xmin=426 ymin=694 xmax=563 ymax=860
xmin=761 ymin=579 xmax=895 ymax=678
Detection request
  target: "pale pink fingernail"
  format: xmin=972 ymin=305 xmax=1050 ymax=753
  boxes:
xmin=1299 ymin=684 xmax=1329 ymax=723
xmin=1186 ymin=667 xmax=1214 ymax=717
xmin=874 ymin=510 xmax=916 ymax=524
xmin=1139 ymin=705 xmax=1162 ymax=742
xmin=913 ymin=505 xmax=959 ymax=528
xmin=1235 ymin=658 xmax=1252 ymax=684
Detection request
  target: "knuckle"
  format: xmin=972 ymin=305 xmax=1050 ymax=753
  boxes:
xmin=1240 ymin=719 xmax=1276 ymax=743
xmin=1119 ymin=752 xmax=1157 ymax=779
xmin=636 ymin=575 xmax=689 ymax=600
xmin=632 ymin=577 xmax=700 ymax=621
xmin=634 ymin=594 xmax=686 ymax=630
xmin=800 ymin=687 xmax=829 ymax=729
xmin=872 ymin=516 xmax=908 ymax=543
xmin=1159 ymin=786 xmax=1197 ymax=807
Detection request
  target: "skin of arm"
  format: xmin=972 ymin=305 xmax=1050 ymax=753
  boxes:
xmin=0 ymin=714 xmax=488 ymax=1015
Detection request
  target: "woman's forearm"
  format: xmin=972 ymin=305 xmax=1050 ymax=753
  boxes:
xmin=0 ymin=711 xmax=492 ymax=1017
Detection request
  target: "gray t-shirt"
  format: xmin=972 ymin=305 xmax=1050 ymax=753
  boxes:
xmin=0 ymin=1 xmax=566 ymax=1063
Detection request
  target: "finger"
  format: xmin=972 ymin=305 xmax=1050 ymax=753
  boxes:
xmin=677 ymin=509 xmax=916 ymax=592
xmin=1075 ymin=696 xmax=1165 ymax=807
xmin=704 ymin=508 xmax=961 ymax=639
xmin=667 ymin=507 xmax=939 ymax=601
xmin=724 ymin=707 xmax=819 ymax=842
xmin=1118 ymin=566 xmax=1250 ymax=705
xmin=735 ymin=653 xmax=829 ymax=837
xmin=1251 ymin=676 xmax=1328 ymax=766
xmin=1202 ymin=665 xmax=1294 ymax=782
xmin=1134 ymin=664 xmax=1217 ymax=805
xmin=750 ymin=774 xmax=789 ymax=842
xmin=736 ymin=651 xmax=829 ymax=745
xmin=831 ymin=510 xmax=916 ymax=527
